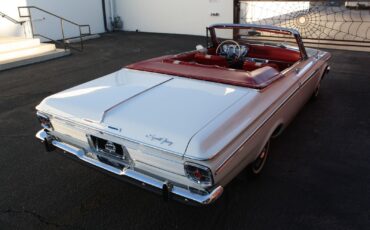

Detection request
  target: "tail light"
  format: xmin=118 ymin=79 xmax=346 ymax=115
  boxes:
xmin=36 ymin=111 xmax=52 ymax=129
xmin=184 ymin=162 xmax=213 ymax=186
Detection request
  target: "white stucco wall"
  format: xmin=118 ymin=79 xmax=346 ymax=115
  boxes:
xmin=0 ymin=0 xmax=105 ymax=39
xmin=1 ymin=0 xmax=233 ymax=39
xmin=115 ymin=0 xmax=234 ymax=36
xmin=0 ymin=0 xmax=28 ymax=37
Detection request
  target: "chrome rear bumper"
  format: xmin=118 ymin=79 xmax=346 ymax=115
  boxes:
xmin=36 ymin=129 xmax=223 ymax=205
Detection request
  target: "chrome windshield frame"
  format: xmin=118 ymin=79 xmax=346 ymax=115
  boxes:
xmin=208 ymin=23 xmax=308 ymax=60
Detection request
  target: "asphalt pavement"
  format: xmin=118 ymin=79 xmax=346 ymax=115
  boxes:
xmin=0 ymin=32 xmax=369 ymax=230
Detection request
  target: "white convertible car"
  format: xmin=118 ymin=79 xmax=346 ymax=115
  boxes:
xmin=35 ymin=24 xmax=331 ymax=205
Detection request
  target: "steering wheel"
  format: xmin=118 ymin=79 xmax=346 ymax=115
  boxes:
xmin=216 ymin=40 xmax=242 ymax=61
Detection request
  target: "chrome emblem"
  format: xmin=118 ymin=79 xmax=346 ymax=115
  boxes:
xmin=104 ymin=141 xmax=116 ymax=153
xmin=146 ymin=134 xmax=173 ymax=146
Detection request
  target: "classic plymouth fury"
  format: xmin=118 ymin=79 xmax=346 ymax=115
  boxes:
xmin=35 ymin=24 xmax=331 ymax=205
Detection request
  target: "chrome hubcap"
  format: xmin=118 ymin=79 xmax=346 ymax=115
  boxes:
xmin=252 ymin=142 xmax=269 ymax=174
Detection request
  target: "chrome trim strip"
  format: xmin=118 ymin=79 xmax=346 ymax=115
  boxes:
xmin=36 ymin=130 xmax=223 ymax=205
xmin=100 ymin=78 xmax=173 ymax=123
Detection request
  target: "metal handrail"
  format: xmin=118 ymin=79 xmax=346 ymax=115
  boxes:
xmin=0 ymin=11 xmax=25 ymax=25
xmin=18 ymin=6 xmax=91 ymax=51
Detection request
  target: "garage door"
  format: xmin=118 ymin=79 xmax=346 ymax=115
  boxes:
xmin=237 ymin=0 xmax=370 ymax=51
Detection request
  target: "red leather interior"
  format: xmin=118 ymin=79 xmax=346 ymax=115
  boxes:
xmin=125 ymin=45 xmax=299 ymax=89
xmin=126 ymin=56 xmax=283 ymax=89
xmin=243 ymin=61 xmax=280 ymax=71
xmin=171 ymin=51 xmax=197 ymax=62
xmin=166 ymin=46 xmax=299 ymax=70
xmin=194 ymin=53 xmax=228 ymax=67
xmin=248 ymin=45 xmax=300 ymax=63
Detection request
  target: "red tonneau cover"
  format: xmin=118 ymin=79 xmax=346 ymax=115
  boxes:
xmin=126 ymin=55 xmax=283 ymax=89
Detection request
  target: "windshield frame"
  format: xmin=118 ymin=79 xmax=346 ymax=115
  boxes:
xmin=208 ymin=24 xmax=308 ymax=60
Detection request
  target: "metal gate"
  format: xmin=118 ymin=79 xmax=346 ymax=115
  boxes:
xmin=237 ymin=0 xmax=370 ymax=51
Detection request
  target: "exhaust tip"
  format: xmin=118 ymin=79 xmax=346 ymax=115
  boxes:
xmin=162 ymin=181 xmax=173 ymax=201
xmin=43 ymin=135 xmax=56 ymax=152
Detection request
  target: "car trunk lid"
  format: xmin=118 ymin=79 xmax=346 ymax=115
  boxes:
xmin=37 ymin=68 xmax=251 ymax=155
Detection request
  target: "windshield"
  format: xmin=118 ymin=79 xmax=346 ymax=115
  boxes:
xmin=213 ymin=27 xmax=300 ymax=50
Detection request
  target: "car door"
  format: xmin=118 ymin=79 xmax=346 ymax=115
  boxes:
xmin=275 ymin=57 xmax=318 ymax=126
xmin=296 ymin=56 xmax=322 ymax=102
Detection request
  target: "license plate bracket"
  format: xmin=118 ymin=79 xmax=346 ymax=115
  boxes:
xmin=88 ymin=135 xmax=132 ymax=167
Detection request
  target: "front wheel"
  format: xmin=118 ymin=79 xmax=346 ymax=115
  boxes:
xmin=250 ymin=140 xmax=270 ymax=175
xmin=312 ymin=81 xmax=321 ymax=99
xmin=312 ymin=72 xmax=326 ymax=100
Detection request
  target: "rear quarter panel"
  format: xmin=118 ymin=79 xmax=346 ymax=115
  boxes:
xmin=204 ymin=53 xmax=330 ymax=187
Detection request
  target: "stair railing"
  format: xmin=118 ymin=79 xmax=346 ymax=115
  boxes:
xmin=0 ymin=11 xmax=28 ymax=37
xmin=18 ymin=6 xmax=91 ymax=51
xmin=0 ymin=11 xmax=25 ymax=25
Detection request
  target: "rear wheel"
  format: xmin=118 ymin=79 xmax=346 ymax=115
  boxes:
xmin=250 ymin=140 xmax=270 ymax=175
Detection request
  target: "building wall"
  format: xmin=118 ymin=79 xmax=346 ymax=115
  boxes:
xmin=1 ymin=0 xmax=233 ymax=39
xmin=115 ymin=0 xmax=234 ymax=36
xmin=0 ymin=0 xmax=105 ymax=39
xmin=0 ymin=0 xmax=27 ymax=37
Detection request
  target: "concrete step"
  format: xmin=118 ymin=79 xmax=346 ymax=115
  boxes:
xmin=0 ymin=48 xmax=71 ymax=71
xmin=0 ymin=37 xmax=41 ymax=54
xmin=0 ymin=43 xmax=56 ymax=62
